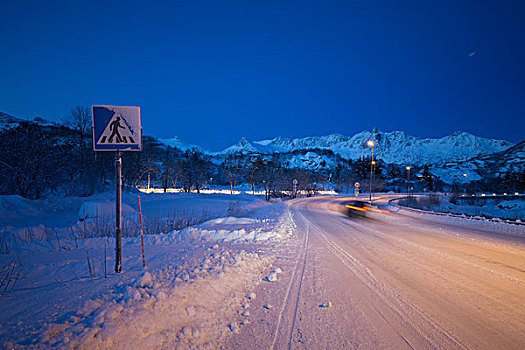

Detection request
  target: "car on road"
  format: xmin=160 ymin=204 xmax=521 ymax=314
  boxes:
xmin=344 ymin=200 xmax=389 ymax=217
xmin=345 ymin=200 xmax=372 ymax=217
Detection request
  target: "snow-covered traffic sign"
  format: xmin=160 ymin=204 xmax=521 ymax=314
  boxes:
xmin=92 ymin=105 xmax=142 ymax=151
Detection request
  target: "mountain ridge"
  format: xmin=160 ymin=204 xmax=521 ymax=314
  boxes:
xmin=208 ymin=129 xmax=514 ymax=166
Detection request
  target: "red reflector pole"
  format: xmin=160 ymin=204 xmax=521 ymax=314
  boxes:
xmin=138 ymin=196 xmax=146 ymax=268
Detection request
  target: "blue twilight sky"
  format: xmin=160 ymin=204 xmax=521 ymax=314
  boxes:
xmin=1 ymin=0 xmax=524 ymax=151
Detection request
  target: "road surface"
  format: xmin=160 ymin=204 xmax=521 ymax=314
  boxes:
xmin=225 ymin=196 xmax=525 ymax=349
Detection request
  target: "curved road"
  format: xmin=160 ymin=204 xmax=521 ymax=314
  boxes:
xmin=227 ymin=196 xmax=525 ymax=349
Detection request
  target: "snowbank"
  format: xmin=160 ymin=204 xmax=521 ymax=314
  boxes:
xmin=393 ymin=195 xmax=525 ymax=222
xmin=179 ymin=207 xmax=296 ymax=243
xmin=41 ymin=251 xmax=268 ymax=349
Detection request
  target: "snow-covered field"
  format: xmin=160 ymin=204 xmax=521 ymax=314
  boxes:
xmin=0 ymin=191 xmax=292 ymax=348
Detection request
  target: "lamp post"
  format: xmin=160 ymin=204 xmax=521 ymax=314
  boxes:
xmin=463 ymin=173 xmax=467 ymax=194
xmin=406 ymin=166 xmax=411 ymax=198
xmin=367 ymin=140 xmax=375 ymax=203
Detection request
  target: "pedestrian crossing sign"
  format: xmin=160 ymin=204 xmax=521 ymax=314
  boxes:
xmin=92 ymin=105 xmax=142 ymax=151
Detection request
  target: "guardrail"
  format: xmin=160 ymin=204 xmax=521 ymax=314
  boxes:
xmin=388 ymin=197 xmax=525 ymax=227
xmin=456 ymin=194 xmax=523 ymax=200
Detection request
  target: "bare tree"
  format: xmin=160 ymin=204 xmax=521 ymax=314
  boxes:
xmin=64 ymin=106 xmax=91 ymax=135
xmin=62 ymin=106 xmax=93 ymax=196
xmin=0 ymin=123 xmax=61 ymax=199
xmin=222 ymin=153 xmax=243 ymax=194
xmin=243 ymin=155 xmax=265 ymax=194
xmin=176 ymin=151 xmax=212 ymax=193
xmin=260 ymin=156 xmax=280 ymax=201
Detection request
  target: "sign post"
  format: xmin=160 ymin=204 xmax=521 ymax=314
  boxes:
xmin=115 ymin=151 xmax=122 ymax=272
xmin=354 ymin=182 xmax=360 ymax=197
xmin=92 ymin=105 xmax=142 ymax=273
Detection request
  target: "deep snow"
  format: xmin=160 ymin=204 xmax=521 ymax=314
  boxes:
xmin=0 ymin=191 xmax=289 ymax=348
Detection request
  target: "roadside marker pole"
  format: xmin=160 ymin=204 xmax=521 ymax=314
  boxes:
xmin=138 ymin=196 xmax=146 ymax=268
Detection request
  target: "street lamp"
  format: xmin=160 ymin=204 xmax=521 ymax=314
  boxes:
xmin=406 ymin=166 xmax=411 ymax=198
xmin=463 ymin=173 xmax=467 ymax=194
xmin=367 ymin=140 xmax=375 ymax=203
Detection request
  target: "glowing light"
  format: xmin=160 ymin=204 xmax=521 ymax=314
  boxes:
xmin=346 ymin=204 xmax=367 ymax=212
xmin=367 ymin=140 xmax=374 ymax=147
xmin=406 ymin=166 xmax=411 ymax=171
xmin=345 ymin=204 xmax=389 ymax=214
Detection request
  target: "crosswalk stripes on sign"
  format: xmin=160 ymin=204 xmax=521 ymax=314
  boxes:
xmin=97 ymin=112 xmax=137 ymax=145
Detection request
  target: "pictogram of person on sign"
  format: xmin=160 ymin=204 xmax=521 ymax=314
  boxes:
xmin=108 ymin=116 xmax=125 ymax=143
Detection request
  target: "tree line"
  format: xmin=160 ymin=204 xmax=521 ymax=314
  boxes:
xmin=0 ymin=107 xmax=326 ymax=200
xmin=1 ymin=106 xmax=523 ymax=200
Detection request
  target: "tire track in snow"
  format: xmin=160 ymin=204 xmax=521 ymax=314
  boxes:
xmin=336 ymin=218 xmax=521 ymax=315
xmin=300 ymin=201 xmax=467 ymax=350
xmin=346 ymin=216 xmax=525 ymax=285
xmin=270 ymin=206 xmax=309 ymax=350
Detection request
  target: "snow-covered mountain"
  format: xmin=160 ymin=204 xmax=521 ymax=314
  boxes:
xmin=158 ymin=136 xmax=205 ymax=153
xmin=430 ymin=140 xmax=525 ymax=184
xmin=0 ymin=112 xmax=56 ymax=130
xmin=0 ymin=112 xmax=24 ymax=131
xmin=478 ymin=140 xmax=525 ymax=172
xmin=216 ymin=129 xmax=513 ymax=166
xmin=220 ymin=137 xmax=276 ymax=155
xmin=469 ymin=140 xmax=525 ymax=178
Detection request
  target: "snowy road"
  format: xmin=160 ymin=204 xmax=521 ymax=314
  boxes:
xmin=226 ymin=196 xmax=525 ymax=349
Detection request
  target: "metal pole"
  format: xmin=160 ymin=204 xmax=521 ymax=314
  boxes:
xmin=369 ymin=144 xmax=374 ymax=203
xmin=115 ymin=150 xmax=122 ymax=273
xmin=407 ymin=168 xmax=410 ymax=198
